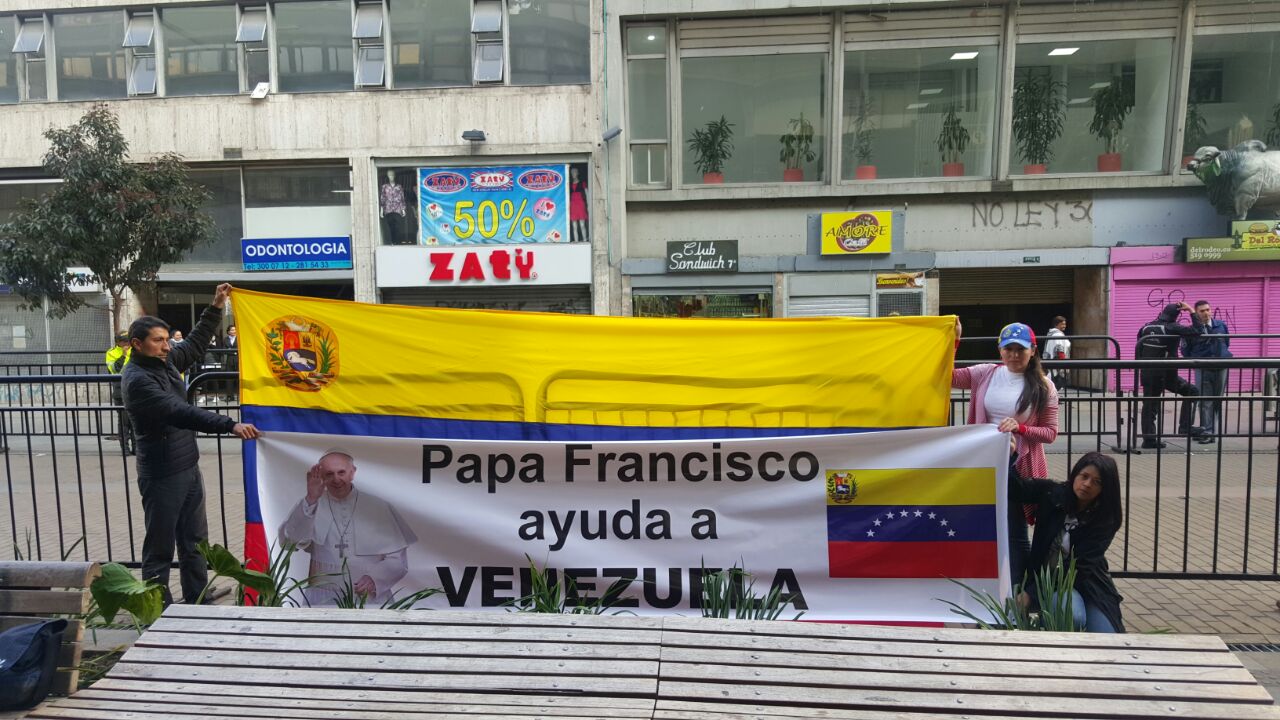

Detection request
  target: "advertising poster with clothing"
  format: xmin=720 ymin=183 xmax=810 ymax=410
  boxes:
xmin=417 ymin=164 xmax=572 ymax=245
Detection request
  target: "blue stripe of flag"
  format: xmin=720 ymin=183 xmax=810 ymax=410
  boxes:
xmin=827 ymin=505 xmax=996 ymax=543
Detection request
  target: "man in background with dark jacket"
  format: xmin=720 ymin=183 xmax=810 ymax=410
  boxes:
xmin=1183 ymin=300 xmax=1231 ymax=444
xmin=122 ymin=283 xmax=260 ymax=604
xmin=1137 ymin=302 xmax=1204 ymax=449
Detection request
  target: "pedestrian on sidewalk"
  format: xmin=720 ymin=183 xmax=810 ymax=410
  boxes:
xmin=122 ymin=283 xmax=260 ymax=605
xmin=1183 ymin=300 xmax=1230 ymax=444
xmin=104 ymin=331 xmax=135 ymax=455
xmin=952 ymin=321 xmax=1059 ymax=587
xmin=1043 ymin=316 xmax=1071 ymax=392
xmin=1137 ymin=302 xmax=1204 ymax=449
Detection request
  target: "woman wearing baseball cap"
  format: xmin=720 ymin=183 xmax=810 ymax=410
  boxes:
xmin=952 ymin=321 xmax=1059 ymax=588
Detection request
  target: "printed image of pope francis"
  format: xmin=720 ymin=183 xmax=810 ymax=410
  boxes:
xmin=279 ymin=449 xmax=418 ymax=606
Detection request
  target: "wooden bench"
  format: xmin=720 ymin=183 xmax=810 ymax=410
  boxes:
xmin=23 ymin=604 xmax=1280 ymax=719
xmin=0 ymin=562 xmax=100 ymax=715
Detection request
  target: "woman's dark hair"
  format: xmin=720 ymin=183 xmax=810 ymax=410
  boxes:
xmin=1015 ymin=348 xmax=1051 ymax=417
xmin=1052 ymin=315 xmax=1066 ymax=326
xmin=129 ymin=316 xmax=170 ymax=343
xmin=1069 ymin=451 xmax=1122 ymax=531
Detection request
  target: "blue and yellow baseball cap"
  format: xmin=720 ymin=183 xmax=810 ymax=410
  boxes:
xmin=998 ymin=322 xmax=1036 ymax=349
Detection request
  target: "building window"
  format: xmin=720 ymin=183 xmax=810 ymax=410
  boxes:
xmin=632 ymin=293 xmax=773 ymax=319
xmin=681 ymin=53 xmax=827 ymax=184
xmin=1 ymin=18 xmax=20 ymax=105
xmin=243 ymin=166 xmax=352 ymax=242
xmin=508 ymin=0 xmax=589 ymax=85
xmin=1011 ymin=39 xmax=1173 ymax=174
xmin=54 ymin=11 xmax=128 ymax=101
xmin=183 ymin=168 xmax=245 ymax=265
xmin=124 ymin=11 xmax=157 ymax=96
xmin=13 ymin=17 xmax=47 ymax=101
xmin=471 ymin=0 xmax=503 ymax=84
xmin=390 ymin=0 xmax=470 ymax=87
xmin=1185 ymin=32 xmax=1280 ymax=163
xmin=626 ymin=25 xmax=668 ymax=187
xmin=275 ymin=1 xmax=351 ymax=93
xmin=842 ymin=46 xmax=997 ymax=180
xmin=164 ymin=6 xmax=239 ymax=97
xmin=353 ymin=2 xmax=386 ymax=88
xmin=236 ymin=5 xmax=270 ymax=93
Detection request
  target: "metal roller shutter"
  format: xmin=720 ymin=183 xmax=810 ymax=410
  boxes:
xmin=381 ymin=286 xmax=592 ymax=314
xmin=876 ymin=291 xmax=925 ymax=317
xmin=679 ymin=15 xmax=832 ymax=54
xmin=787 ymin=295 xmax=871 ymax=317
xmin=844 ymin=6 xmax=1003 ymax=48
xmin=1195 ymin=0 xmax=1280 ymax=30
xmin=940 ymin=268 xmax=1073 ymax=305
xmin=1017 ymin=0 xmax=1179 ymax=40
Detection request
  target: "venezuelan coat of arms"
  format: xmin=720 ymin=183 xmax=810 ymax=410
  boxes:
xmin=263 ymin=316 xmax=339 ymax=392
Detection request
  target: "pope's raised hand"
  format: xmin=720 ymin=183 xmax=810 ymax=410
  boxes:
xmin=305 ymin=463 xmax=324 ymax=504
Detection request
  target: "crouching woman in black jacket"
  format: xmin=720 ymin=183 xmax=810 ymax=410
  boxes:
xmin=1013 ymin=451 xmax=1125 ymax=633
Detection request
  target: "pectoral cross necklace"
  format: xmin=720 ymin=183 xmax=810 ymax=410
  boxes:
xmin=326 ymin=489 xmax=359 ymax=559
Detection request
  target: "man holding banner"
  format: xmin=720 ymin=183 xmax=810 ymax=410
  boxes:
xmin=279 ymin=450 xmax=419 ymax=606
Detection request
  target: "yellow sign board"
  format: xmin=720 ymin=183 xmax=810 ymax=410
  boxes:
xmin=821 ymin=211 xmax=893 ymax=255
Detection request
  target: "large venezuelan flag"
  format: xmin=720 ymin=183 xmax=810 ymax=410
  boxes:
xmin=826 ymin=468 xmax=998 ymax=579
xmin=231 ymin=288 xmax=957 ymax=570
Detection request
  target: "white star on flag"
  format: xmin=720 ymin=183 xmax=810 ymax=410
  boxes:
xmin=899 ymin=510 xmax=909 ymax=517
xmin=873 ymin=519 xmax=881 ymax=526
xmin=948 ymin=529 xmax=956 ymax=537
xmin=914 ymin=510 xmax=923 ymax=517
xmin=940 ymin=519 xmax=949 ymax=527
xmin=867 ymin=530 xmax=875 ymax=537
xmin=928 ymin=512 xmax=936 ymax=519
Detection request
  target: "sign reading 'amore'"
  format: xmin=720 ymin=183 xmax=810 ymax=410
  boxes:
xmin=666 ymin=241 xmax=738 ymax=273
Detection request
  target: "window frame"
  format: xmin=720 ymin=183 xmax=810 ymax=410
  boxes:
xmin=125 ymin=10 xmax=158 ymax=97
xmin=236 ymin=4 xmax=273 ymax=94
xmin=625 ymin=22 xmax=672 ymax=190
xmin=13 ymin=15 xmax=51 ymax=102
xmin=471 ymin=0 xmax=506 ymax=85
xmin=353 ymin=0 xmax=387 ymax=89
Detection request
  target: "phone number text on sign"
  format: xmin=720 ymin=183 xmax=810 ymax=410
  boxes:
xmin=418 ymin=165 xmax=569 ymax=245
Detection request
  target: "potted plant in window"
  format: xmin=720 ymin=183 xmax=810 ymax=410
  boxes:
xmin=779 ymin=112 xmax=817 ymax=182
xmin=1089 ymin=77 xmax=1132 ymax=172
xmin=1012 ymin=72 xmax=1066 ymax=174
xmin=848 ymin=94 xmax=877 ymax=180
xmin=1181 ymin=98 xmax=1208 ymax=170
xmin=688 ymin=115 xmax=734 ymax=184
xmin=936 ymin=105 xmax=971 ymax=177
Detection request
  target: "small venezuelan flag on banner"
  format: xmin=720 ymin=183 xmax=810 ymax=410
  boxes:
xmin=826 ymin=468 xmax=998 ymax=579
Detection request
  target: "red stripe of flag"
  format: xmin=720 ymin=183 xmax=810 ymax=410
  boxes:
xmin=828 ymin=540 xmax=998 ymax=579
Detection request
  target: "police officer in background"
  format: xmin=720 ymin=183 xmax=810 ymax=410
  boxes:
xmin=104 ymin=331 xmax=135 ymax=455
xmin=1137 ymin=302 xmax=1205 ymax=449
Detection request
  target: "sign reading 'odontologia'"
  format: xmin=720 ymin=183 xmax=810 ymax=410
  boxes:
xmin=241 ymin=237 xmax=353 ymax=271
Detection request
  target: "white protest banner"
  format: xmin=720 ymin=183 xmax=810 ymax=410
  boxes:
xmin=257 ymin=424 xmax=1010 ymax=622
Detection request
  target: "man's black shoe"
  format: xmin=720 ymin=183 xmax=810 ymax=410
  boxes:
xmin=1183 ymin=426 xmax=1208 ymax=437
xmin=1196 ymin=436 xmax=1215 ymax=444
xmin=1141 ymin=440 xmax=1167 ymax=449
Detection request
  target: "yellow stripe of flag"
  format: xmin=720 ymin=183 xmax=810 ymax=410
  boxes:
xmin=827 ymin=468 xmax=996 ymax=506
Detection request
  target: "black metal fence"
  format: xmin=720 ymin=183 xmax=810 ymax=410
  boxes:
xmin=2 ymin=350 xmax=1279 ymax=582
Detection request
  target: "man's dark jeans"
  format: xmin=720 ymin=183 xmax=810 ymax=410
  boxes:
xmin=1141 ymin=367 xmax=1199 ymax=440
xmin=139 ymin=466 xmax=209 ymax=604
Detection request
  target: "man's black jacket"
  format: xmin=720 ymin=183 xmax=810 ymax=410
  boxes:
xmin=122 ymin=306 xmax=236 ymax=479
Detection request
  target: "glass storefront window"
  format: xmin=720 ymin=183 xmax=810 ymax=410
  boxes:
xmin=681 ymin=54 xmax=826 ymax=184
xmin=244 ymin=167 xmax=350 ymax=207
xmin=275 ymin=0 xmax=353 ymax=93
xmin=390 ymin=0 xmax=470 ymax=87
xmin=508 ymin=0 xmax=590 ymax=85
xmin=1011 ymin=38 xmax=1173 ymax=174
xmin=0 ymin=182 xmax=57 ymax=223
xmin=183 ymin=169 xmax=244 ymax=265
xmin=377 ymin=166 xmax=420 ymax=246
xmin=842 ymin=46 xmax=998 ymax=180
xmin=53 ymin=11 xmax=127 ymax=101
xmin=633 ymin=293 xmax=773 ymax=318
xmin=0 ymin=19 xmax=17 ymax=105
xmin=1186 ymin=32 xmax=1280 ymax=163
xmin=163 ymin=6 xmax=239 ymax=97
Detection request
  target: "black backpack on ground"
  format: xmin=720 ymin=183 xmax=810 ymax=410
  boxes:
xmin=0 ymin=619 xmax=68 ymax=711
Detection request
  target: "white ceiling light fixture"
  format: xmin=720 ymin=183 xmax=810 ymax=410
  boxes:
xmin=950 ymin=51 xmax=979 ymax=60
xmin=1068 ymin=97 xmax=1092 ymax=105
xmin=906 ymin=102 xmax=928 ymax=110
xmin=1089 ymin=81 xmax=1111 ymax=89
xmin=1049 ymin=47 xmax=1079 ymax=56
xmin=920 ymin=88 xmax=943 ymax=95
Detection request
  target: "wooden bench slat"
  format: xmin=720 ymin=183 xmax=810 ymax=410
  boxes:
xmin=136 ymin=631 xmax=661 ymax=659
xmin=659 ymin=662 xmax=1275 ymax=703
xmin=109 ymin=662 xmax=660 ymax=695
xmin=660 ymin=630 xmax=1244 ymax=668
xmin=660 ymin=647 xmax=1260 ymax=684
xmin=658 ymin=680 xmax=1280 ymax=719
xmin=654 ymin=700 xmax=1046 ymax=719
xmin=661 ymin=616 xmax=1230 ymax=652
xmin=51 ymin=698 xmax=634 ymax=719
xmin=146 ymin=617 xmax=661 ymax=645
xmin=31 ymin=710 xmax=619 ymax=720
xmin=87 ymin=678 xmax=658 ymax=710
xmin=161 ymin=603 xmax=665 ymax=630
xmin=119 ymin=645 xmax=657 ymax=678
xmin=0 ymin=589 xmax=91 ymax=615
xmin=0 ymin=562 xmax=100 ymax=589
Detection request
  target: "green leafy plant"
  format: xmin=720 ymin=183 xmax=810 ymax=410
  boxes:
xmin=936 ymin=105 xmax=972 ymax=164
xmin=1088 ymin=78 xmax=1133 ymax=155
xmin=196 ymin=541 xmax=308 ymax=607
xmin=328 ymin=558 xmax=442 ymax=610
xmin=1265 ymin=102 xmax=1280 ymax=148
xmin=939 ymin=556 xmax=1079 ymax=631
xmin=700 ymin=563 xmax=803 ymax=621
xmin=778 ymin=112 xmax=817 ymax=170
xmin=506 ymin=555 xmax=634 ymax=614
xmin=88 ymin=563 xmax=165 ymax=630
xmin=1183 ymin=99 xmax=1208 ymax=157
xmin=1012 ymin=71 xmax=1067 ymax=166
xmin=688 ymin=115 xmax=735 ymax=176
xmin=848 ymin=94 xmax=877 ymax=165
